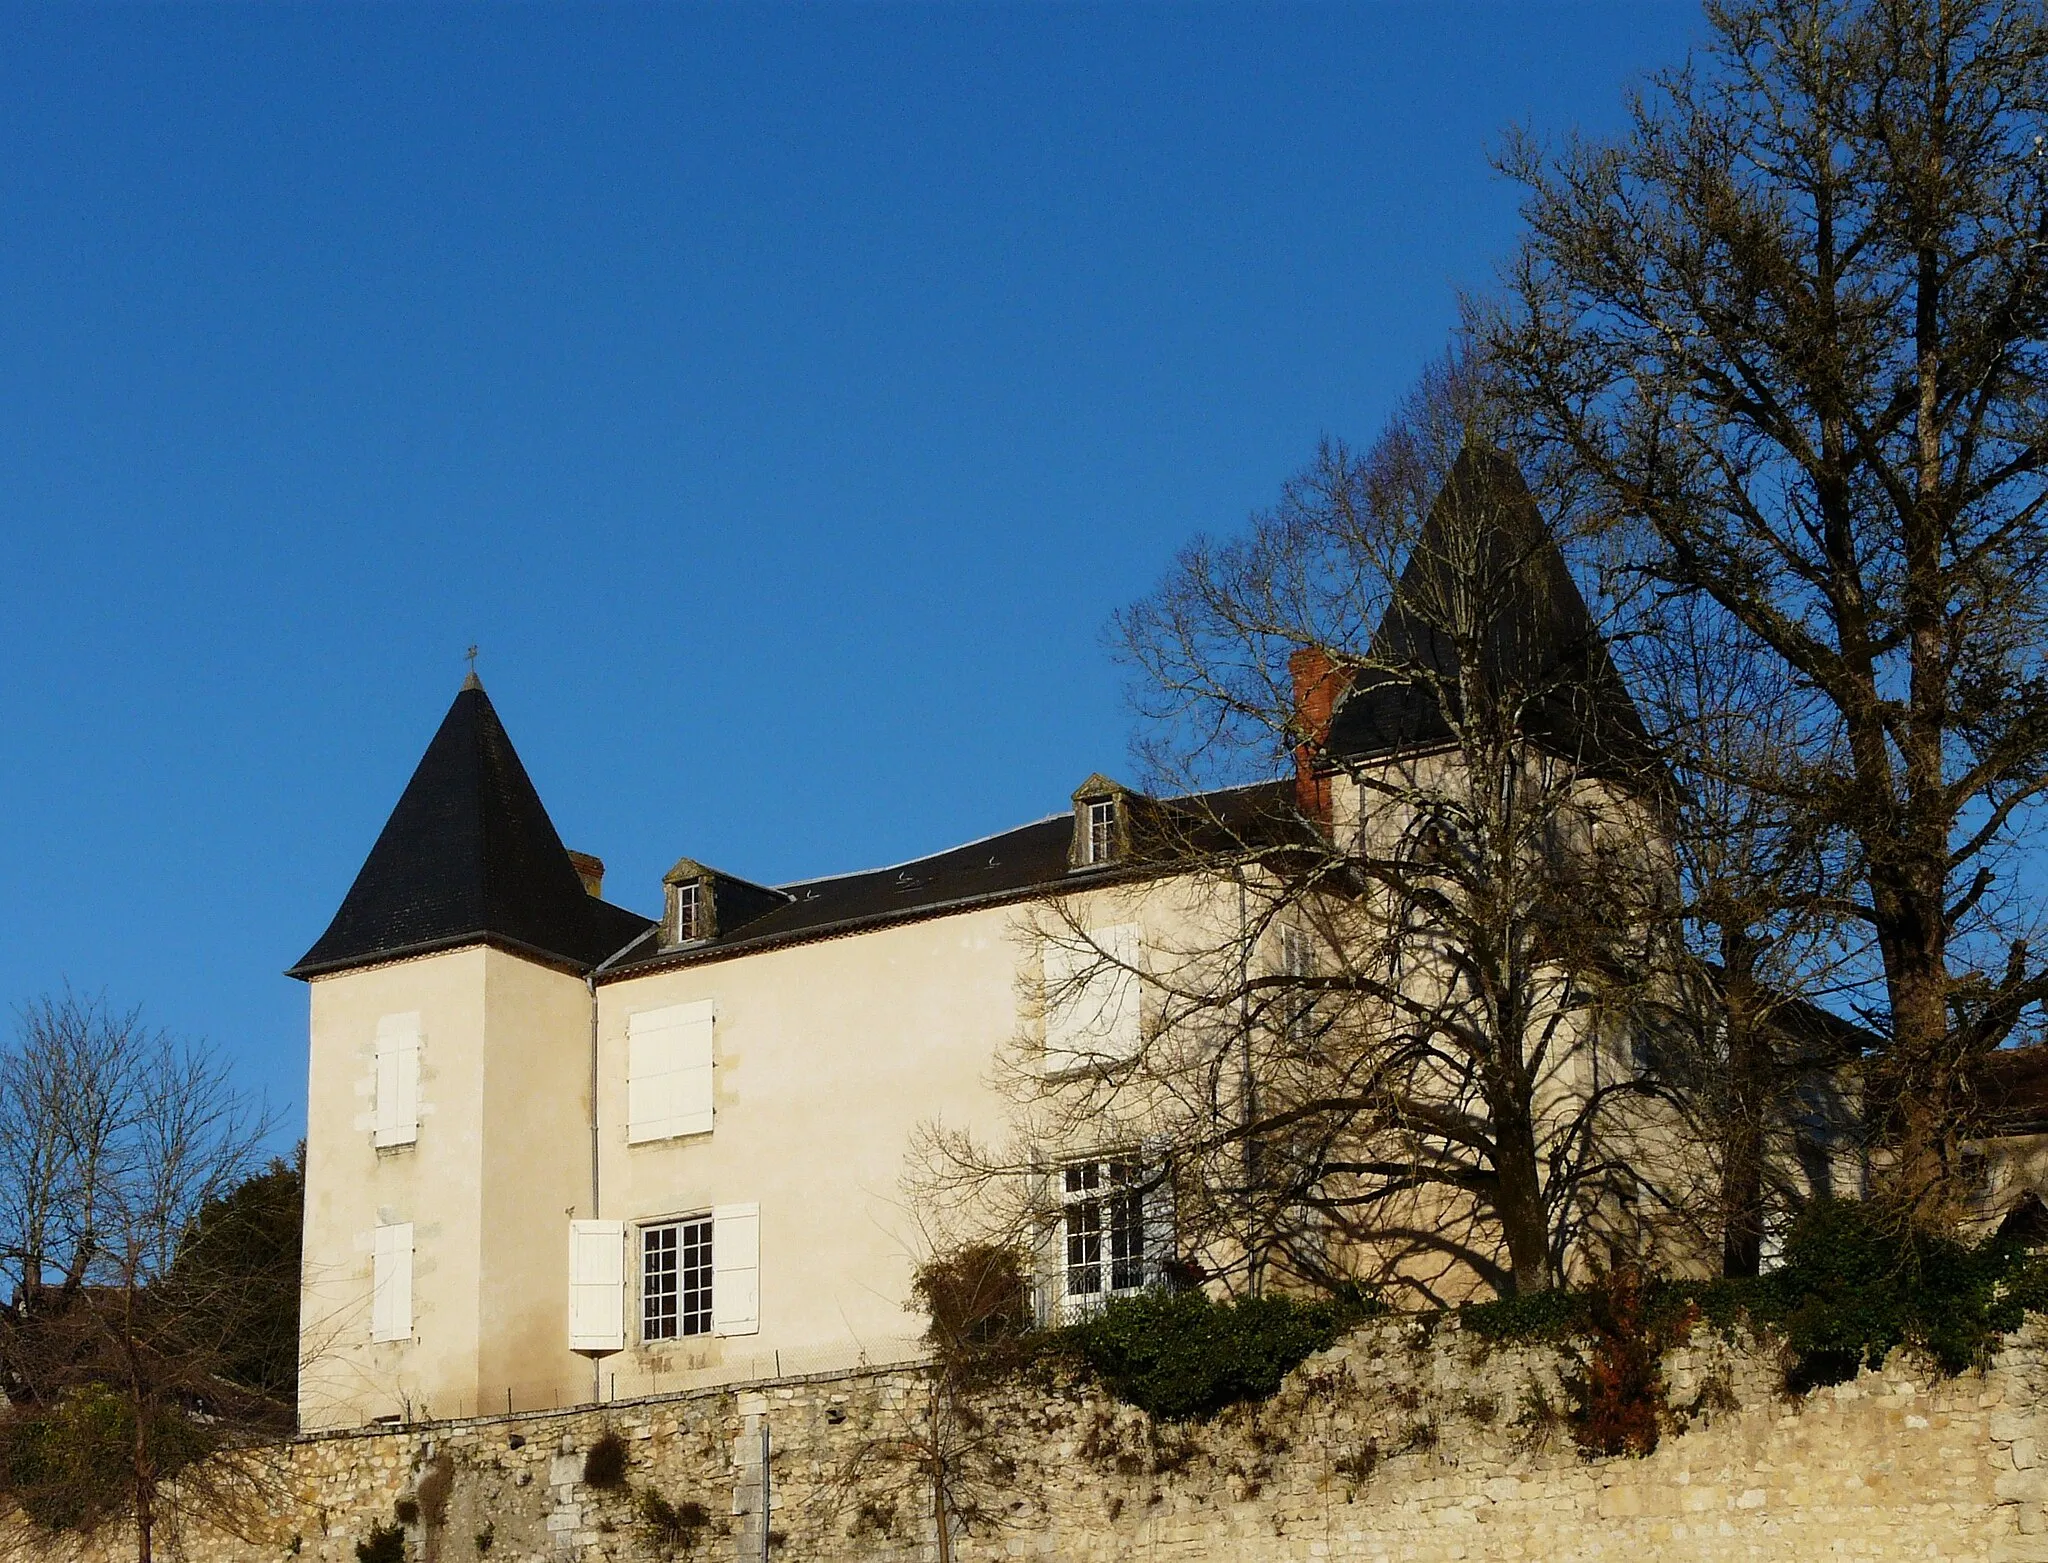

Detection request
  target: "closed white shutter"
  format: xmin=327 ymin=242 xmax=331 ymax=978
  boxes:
xmin=1043 ymin=924 xmax=1143 ymax=1070
xmin=372 ymin=1014 xmax=420 ymax=1148
xmin=567 ymin=1220 xmax=626 ymax=1352
xmin=371 ymin=1223 xmax=413 ymax=1342
xmin=712 ymin=1202 xmax=759 ymax=1336
xmin=627 ymin=1001 xmax=715 ymax=1143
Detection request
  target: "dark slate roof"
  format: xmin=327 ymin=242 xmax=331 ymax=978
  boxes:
xmin=1324 ymin=447 xmax=1654 ymax=775
xmin=1983 ymin=1045 xmax=2048 ymax=1137
xmin=603 ymin=780 xmax=1301 ymax=981
xmin=288 ymin=680 xmax=654 ymax=979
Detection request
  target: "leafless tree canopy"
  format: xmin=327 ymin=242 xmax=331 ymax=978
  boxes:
xmin=1480 ymin=0 xmax=2048 ymax=1223
xmin=919 ymin=360 xmax=1704 ymax=1303
xmin=0 ymin=990 xmax=283 ymax=1563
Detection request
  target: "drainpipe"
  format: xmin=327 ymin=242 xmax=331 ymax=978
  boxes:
xmin=1237 ymin=866 xmax=1261 ymax=1297
xmin=587 ymin=929 xmax=656 ymax=1220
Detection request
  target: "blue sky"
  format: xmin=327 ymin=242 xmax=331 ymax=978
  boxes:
xmin=0 ymin=3 xmax=1706 ymax=1141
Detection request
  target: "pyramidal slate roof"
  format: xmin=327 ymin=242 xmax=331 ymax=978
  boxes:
xmin=1324 ymin=447 xmax=1654 ymax=773
xmin=288 ymin=679 xmax=654 ymax=980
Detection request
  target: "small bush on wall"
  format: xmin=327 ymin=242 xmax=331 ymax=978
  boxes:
xmin=582 ymin=1430 xmax=629 ymax=1489
xmin=1053 ymin=1290 xmax=1372 ymax=1421
xmin=640 ymin=1493 xmax=713 ymax=1554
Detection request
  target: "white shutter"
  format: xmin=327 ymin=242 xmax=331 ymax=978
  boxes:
xmin=712 ymin=1202 xmax=759 ymax=1336
xmin=567 ymin=1220 xmax=626 ymax=1352
xmin=372 ymin=1014 xmax=420 ymax=1148
xmin=1043 ymin=924 xmax=1143 ymax=1070
xmin=627 ymin=1001 xmax=715 ymax=1143
xmin=371 ymin=1223 xmax=413 ymax=1342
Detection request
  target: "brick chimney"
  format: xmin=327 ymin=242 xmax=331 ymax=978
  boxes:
xmin=567 ymin=850 xmax=605 ymax=899
xmin=1289 ymin=647 xmax=1351 ymax=826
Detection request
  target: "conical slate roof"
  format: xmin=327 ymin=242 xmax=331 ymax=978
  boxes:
xmin=288 ymin=679 xmax=653 ymax=979
xmin=1324 ymin=447 xmax=1654 ymax=773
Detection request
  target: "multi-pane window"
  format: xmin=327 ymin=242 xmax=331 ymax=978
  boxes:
xmin=1084 ymin=798 xmax=1118 ymax=865
xmin=673 ymin=881 xmax=703 ymax=942
xmin=1063 ymin=1160 xmax=1146 ymax=1299
xmin=642 ymin=1217 xmax=713 ymax=1340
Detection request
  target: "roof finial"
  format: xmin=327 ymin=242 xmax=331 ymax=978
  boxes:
xmin=462 ymin=643 xmax=482 ymax=691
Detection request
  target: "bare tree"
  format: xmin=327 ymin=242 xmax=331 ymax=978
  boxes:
xmin=1622 ymin=596 xmax=1873 ymax=1274
xmin=0 ymin=990 xmax=282 ymax=1563
xmin=811 ymin=1245 xmax=1032 ymax=1563
xmin=922 ymin=360 xmax=1693 ymax=1303
xmin=1482 ymin=0 xmax=2048 ymax=1226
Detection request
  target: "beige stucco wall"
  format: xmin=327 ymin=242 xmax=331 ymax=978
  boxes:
xmin=591 ymin=900 xmax=1036 ymax=1396
xmin=300 ymin=946 xmax=594 ymax=1429
xmin=299 ymin=868 xmax=1199 ymax=1430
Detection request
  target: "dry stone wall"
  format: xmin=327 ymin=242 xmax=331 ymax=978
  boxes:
xmin=22 ymin=1315 xmax=2048 ymax=1563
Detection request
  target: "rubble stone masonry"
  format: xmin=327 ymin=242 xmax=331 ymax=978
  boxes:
xmin=21 ymin=1314 xmax=2048 ymax=1562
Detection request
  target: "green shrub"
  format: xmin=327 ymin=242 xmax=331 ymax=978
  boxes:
xmin=1758 ymin=1198 xmax=2022 ymax=1387
xmin=355 ymin=1522 xmax=405 ymax=1563
xmin=1463 ymin=1200 xmax=2048 ymax=1395
xmin=1460 ymin=1285 xmax=1589 ymax=1343
xmin=1053 ymin=1289 xmax=1370 ymax=1422
xmin=0 ymin=1383 xmax=217 ymax=1534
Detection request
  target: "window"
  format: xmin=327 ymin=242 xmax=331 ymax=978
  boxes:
xmin=642 ymin=1217 xmax=714 ymax=1341
xmin=1063 ymin=1160 xmax=1147 ymax=1302
xmin=1084 ymin=797 xmax=1118 ymax=864
xmin=674 ymin=880 xmax=703 ymax=942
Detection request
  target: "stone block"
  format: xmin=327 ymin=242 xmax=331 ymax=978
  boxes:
xmin=1998 ymin=1470 xmax=2048 ymax=1504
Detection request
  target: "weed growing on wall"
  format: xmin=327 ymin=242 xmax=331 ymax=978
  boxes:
xmin=582 ymin=1431 xmax=629 ymax=1489
xmin=639 ymin=1493 xmax=714 ymax=1554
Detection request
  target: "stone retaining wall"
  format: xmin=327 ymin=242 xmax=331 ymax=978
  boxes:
xmin=19 ymin=1315 xmax=2048 ymax=1562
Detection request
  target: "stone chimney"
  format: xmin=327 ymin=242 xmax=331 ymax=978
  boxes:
xmin=1289 ymin=647 xmax=1351 ymax=826
xmin=567 ymin=851 xmax=605 ymax=899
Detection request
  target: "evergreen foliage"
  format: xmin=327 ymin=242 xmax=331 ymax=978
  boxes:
xmin=167 ymin=1152 xmax=304 ymax=1400
xmin=1050 ymin=1289 xmax=1376 ymax=1422
xmin=1464 ymin=1199 xmax=2048 ymax=1394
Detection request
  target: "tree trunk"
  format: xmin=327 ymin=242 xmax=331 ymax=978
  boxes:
xmin=1719 ymin=935 xmax=1766 ymax=1279
xmin=1494 ymin=1114 xmax=1553 ymax=1295
xmin=931 ymin=1456 xmax=952 ymax=1563
xmin=132 ymin=1412 xmax=154 ymax=1563
xmin=1880 ymin=921 xmax=1966 ymax=1227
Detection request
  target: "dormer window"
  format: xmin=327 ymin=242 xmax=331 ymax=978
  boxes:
xmin=673 ymin=879 xmax=703 ymax=943
xmin=1068 ymin=774 xmax=1139 ymax=869
xmin=1085 ymin=797 xmax=1118 ymax=865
